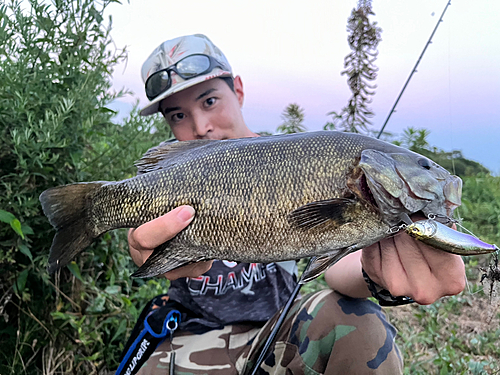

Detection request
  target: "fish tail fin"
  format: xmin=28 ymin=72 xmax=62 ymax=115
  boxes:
xmin=39 ymin=182 xmax=107 ymax=273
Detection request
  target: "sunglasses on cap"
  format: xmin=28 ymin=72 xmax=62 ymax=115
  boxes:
xmin=145 ymin=54 xmax=228 ymax=101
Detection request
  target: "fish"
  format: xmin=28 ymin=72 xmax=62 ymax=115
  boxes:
xmin=40 ymin=130 xmax=468 ymax=281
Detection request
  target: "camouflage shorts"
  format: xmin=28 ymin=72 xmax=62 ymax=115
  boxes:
xmin=137 ymin=290 xmax=403 ymax=375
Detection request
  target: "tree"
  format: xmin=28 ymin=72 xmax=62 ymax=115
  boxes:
xmin=324 ymin=0 xmax=382 ymax=133
xmin=400 ymin=127 xmax=431 ymax=151
xmin=0 ymin=1 xmax=172 ymax=373
xmin=277 ymin=103 xmax=306 ymax=134
xmin=393 ymin=127 xmax=490 ymax=177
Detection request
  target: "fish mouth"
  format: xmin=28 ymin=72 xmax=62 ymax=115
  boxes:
xmin=419 ymin=175 xmax=462 ymax=221
xmin=357 ymin=173 xmax=380 ymax=210
xmin=347 ymin=167 xmax=381 ymax=213
xmin=366 ymin=173 xmax=462 ymax=224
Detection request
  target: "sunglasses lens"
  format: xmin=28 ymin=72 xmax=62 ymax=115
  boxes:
xmin=147 ymin=70 xmax=170 ymax=100
xmin=145 ymin=55 xmax=220 ymax=100
xmin=176 ymin=55 xmax=211 ymax=78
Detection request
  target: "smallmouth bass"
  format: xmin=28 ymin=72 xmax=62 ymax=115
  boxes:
xmin=40 ymin=131 xmax=484 ymax=281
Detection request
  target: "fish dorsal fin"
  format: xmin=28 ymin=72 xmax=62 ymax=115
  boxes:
xmin=288 ymin=198 xmax=356 ymax=230
xmin=135 ymin=139 xmax=217 ymax=174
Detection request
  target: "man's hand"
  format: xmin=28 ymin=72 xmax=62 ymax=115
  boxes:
xmin=128 ymin=205 xmax=213 ymax=280
xmin=361 ymin=230 xmax=466 ymax=305
xmin=325 ymin=219 xmax=466 ymax=304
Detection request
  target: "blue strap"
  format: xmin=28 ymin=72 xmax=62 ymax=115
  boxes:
xmin=145 ymin=309 xmax=180 ymax=338
xmin=116 ymin=309 xmax=181 ymax=375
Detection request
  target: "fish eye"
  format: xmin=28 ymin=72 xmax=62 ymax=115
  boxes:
xmin=418 ymin=158 xmax=432 ymax=170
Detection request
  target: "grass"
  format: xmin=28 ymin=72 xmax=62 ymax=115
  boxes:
xmin=385 ymin=256 xmax=500 ymax=375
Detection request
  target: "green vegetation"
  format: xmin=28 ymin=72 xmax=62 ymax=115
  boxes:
xmin=461 ymin=176 xmax=500 ymax=245
xmin=0 ymin=0 xmax=172 ymax=373
xmin=387 ymin=288 xmax=500 ymax=375
xmin=325 ymin=0 xmax=382 ymax=133
xmin=277 ymin=103 xmax=306 ymax=135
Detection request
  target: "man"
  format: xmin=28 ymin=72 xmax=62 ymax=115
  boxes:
xmin=127 ymin=34 xmax=466 ymax=374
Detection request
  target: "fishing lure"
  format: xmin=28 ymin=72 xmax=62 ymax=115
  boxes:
xmin=405 ymin=219 xmax=499 ymax=255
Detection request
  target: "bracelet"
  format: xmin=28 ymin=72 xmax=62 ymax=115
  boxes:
xmin=362 ymin=269 xmax=415 ymax=307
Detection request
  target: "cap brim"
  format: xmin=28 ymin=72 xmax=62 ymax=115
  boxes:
xmin=140 ymin=69 xmax=232 ymax=116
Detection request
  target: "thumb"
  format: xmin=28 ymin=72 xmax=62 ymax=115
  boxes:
xmin=129 ymin=205 xmax=195 ymax=251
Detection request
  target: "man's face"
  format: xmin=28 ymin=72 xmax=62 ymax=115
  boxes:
xmin=159 ymin=76 xmax=256 ymax=142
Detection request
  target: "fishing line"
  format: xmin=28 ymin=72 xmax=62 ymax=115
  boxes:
xmin=443 ymin=16 xmax=475 ymax=295
xmin=444 ymin=7 xmax=465 ymax=231
xmin=448 ymin=15 xmax=457 ymax=178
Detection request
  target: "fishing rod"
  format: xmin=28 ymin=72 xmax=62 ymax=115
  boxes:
xmin=376 ymin=0 xmax=452 ymax=139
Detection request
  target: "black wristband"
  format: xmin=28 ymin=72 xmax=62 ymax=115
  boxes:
xmin=362 ymin=269 xmax=415 ymax=307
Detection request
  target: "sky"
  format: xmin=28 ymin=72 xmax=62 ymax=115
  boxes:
xmin=106 ymin=0 xmax=500 ymax=175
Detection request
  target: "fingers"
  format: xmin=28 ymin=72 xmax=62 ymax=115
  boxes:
xmin=361 ymin=237 xmax=408 ymax=290
xmin=411 ymin=238 xmax=466 ymax=302
xmin=362 ymin=232 xmax=466 ymax=305
xmin=383 ymin=233 xmax=432 ymax=298
xmin=394 ymin=233 xmax=465 ymax=304
xmin=128 ymin=206 xmax=194 ymax=269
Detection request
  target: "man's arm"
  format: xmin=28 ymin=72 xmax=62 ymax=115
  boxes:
xmin=325 ymin=232 xmax=466 ymax=305
xmin=128 ymin=205 xmax=214 ymax=280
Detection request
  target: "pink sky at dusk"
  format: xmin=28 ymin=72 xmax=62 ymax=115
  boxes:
xmin=107 ymin=0 xmax=500 ymax=174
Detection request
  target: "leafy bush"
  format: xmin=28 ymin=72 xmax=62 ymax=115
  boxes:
xmin=0 ymin=0 xmax=172 ymax=373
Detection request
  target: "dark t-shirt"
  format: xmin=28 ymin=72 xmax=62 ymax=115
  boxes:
xmin=168 ymin=260 xmax=298 ymax=329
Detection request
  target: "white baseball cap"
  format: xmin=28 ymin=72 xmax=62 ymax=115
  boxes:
xmin=140 ymin=34 xmax=233 ymax=116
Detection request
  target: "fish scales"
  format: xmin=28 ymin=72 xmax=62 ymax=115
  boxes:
xmin=94 ymin=134 xmax=369 ymax=257
xmin=39 ymin=131 xmax=464 ymax=278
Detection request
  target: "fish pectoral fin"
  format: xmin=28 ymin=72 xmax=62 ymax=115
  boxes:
xmin=131 ymin=242 xmax=207 ymax=278
xmin=288 ymin=198 xmax=355 ymax=230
